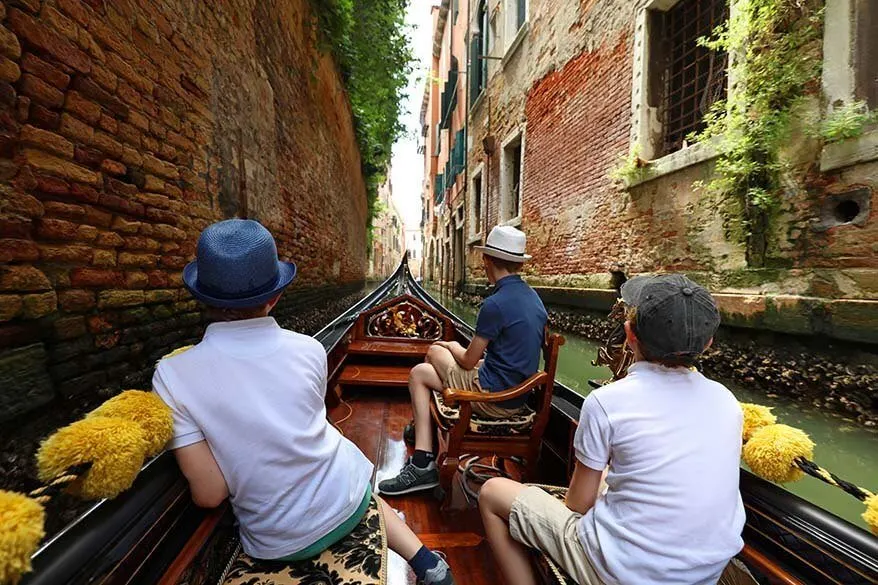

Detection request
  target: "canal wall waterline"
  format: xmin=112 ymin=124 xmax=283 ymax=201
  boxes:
xmin=455 ymin=282 xmax=878 ymax=427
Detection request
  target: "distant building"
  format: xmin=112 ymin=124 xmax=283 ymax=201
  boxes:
xmin=369 ymin=173 xmax=405 ymax=279
xmin=405 ymin=228 xmax=423 ymax=279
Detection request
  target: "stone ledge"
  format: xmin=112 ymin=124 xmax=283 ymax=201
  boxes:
xmin=625 ymin=139 xmax=722 ymax=188
xmin=460 ymin=282 xmax=878 ymax=345
xmin=820 ymin=127 xmax=878 ymax=172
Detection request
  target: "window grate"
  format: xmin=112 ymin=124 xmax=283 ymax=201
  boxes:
xmin=661 ymin=0 xmax=728 ymax=156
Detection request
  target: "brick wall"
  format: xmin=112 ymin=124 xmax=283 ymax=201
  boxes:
xmin=0 ymin=0 xmax=368 ymax=423
xmin=459 ymin=0 xmax=877 ymax=344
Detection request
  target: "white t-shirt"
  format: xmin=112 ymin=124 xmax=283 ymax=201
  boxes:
xmin=574 ymin=361 xmax=746 ymax=585
xmin=152 ymin=317 xmax=373 ymax=559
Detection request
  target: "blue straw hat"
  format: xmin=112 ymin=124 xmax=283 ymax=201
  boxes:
xmin=182 ymin=219 xmax=297 ymax=309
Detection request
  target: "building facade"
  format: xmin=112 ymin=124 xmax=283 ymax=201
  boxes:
xmin=421 ymin=0 xmax=877 ymax=344
xmin=406 ymin=228 xmax=423 ymax=279
xmin=369 ymin=174 xmax=405 ymax=279
xmin=421 ymin=0 xmax=470 ymax=292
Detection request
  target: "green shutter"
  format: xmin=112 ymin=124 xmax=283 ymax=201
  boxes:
xmin=469 ymin=33 xmax=481 ymax=106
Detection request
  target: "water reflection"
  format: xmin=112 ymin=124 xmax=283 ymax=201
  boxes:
xmin=428 ymin=287 xmax=878 ymax=532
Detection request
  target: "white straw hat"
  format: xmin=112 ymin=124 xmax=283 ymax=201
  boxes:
xmin=474 ymin=226 xmax=532 ymax=262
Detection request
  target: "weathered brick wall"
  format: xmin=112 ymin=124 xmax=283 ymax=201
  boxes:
xmin=460 ymin=0 xmax=877 ymax=343
xmin=0 ymin=0 xmax=368 ymax=423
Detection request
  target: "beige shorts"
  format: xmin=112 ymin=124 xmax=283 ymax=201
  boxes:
xmin=509 ymin=486 xmax=605 ymax=585
xmin=439 ymin=360 xmax=524 ymax=419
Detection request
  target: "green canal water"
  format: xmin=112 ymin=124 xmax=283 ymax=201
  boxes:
xmin=428 ymin=288 xmax=878 ymax=532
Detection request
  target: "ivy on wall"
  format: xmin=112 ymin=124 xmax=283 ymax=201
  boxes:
xmin=308 ymin=0 xmax=414 ymax=241
xmin=691 ymin=0 xmax=824 ymax=265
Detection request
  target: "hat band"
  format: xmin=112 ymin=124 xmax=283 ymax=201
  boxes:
xmin=197 ymin=271 xmax=280 ymax=300
xmin=485 ymin=243 xmax=526 ymax=257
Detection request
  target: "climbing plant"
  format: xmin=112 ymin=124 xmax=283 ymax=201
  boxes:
xmin=690 ymin=0 xmax=824 ymax=265
xmin=307 ymin=0 xmax=414 ymax=237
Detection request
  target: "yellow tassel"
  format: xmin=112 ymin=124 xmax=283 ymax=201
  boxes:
xmin=864 ymin=494 xmax=878 ymax=536
xmin=88 ymin=390 xmax=173 ymax=457
xmin=740 ymin=403 xmax=776 ymax=441
xmin=0 ymin=491 xmax=45 ymax=584
xmin=36 ymin=417 xmax=148 ymax=500
xmin=743 ymin=424 xmax=814 ymax=484
xmin=160 ymin=344 xmax=194 ymax=360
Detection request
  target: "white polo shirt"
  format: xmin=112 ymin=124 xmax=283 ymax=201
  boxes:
xmin=574 ymin=361 xmax=746 ymax=585
xmin=152 ymin=317 xmax=373 ymax=559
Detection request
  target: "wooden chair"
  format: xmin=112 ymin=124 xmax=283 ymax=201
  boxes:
xmin=429 ymin=329 xmax=565 ymax=507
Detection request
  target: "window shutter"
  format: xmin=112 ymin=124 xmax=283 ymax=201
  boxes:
xmin=469 ymin=33 xmax=482 ymax=106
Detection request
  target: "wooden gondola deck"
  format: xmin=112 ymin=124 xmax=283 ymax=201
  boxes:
xmin=329 ymin=389 xmax=502 ymax=585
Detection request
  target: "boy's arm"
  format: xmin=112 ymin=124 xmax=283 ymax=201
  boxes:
xmin=570 ymin=394 xmax=612 ymax=513
xmin=565 ymin=460 xmax=603 ymax=514
xmin=152 ymin=366 xmax=228 ymax=508
xmin=438 ymin=336 xmax=489 ymax=370
xmin=173 ymin=441 xmax=230 ymax=508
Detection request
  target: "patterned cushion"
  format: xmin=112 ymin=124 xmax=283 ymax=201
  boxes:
xmin=432 ymin=390 xmax=536 ymax=435
xmin=221 ymin=495 xmax=387 ymax=585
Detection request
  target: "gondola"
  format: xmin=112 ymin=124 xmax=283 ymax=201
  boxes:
xmin=16 ymin=256 xmax=878 ymax=585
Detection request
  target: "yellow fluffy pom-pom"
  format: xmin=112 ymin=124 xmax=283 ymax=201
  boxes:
xmin=88 ymin=391 xmax=173 ymax=457
xmin=161 ymin=344 xmax=194 ymax=360
xmin=0 ymin=491 xmax=45 ymax=584
xmin=37 ymin=417 xmax=148 ymax=500
xmin=740 ymin=403 xmax=777 ymax=441
xmin=743 ymin=424 xmax=815 ymax=484
xmin=864 ymin=494 xmax=878 ymax=536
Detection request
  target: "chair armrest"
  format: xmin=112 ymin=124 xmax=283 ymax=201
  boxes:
xmin=442 ymin=372 xmax=548 ymax=406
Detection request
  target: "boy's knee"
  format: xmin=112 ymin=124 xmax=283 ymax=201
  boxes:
xmin=479 ymin=477 xmax=502 ymax=508
xmin=425 ymin=343 xmax=446 ymax=364
xmin=410 ymin=362 xmax=434 ymax=383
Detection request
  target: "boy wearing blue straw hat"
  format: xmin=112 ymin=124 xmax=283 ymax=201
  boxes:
xmin=477 ymin=274 xmax=745 ymax=585
xmin=153 ymin=219 xmax=454 ymax=585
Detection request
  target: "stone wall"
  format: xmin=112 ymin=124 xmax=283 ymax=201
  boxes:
xmin=0 ymin=0 xmax=368 ymax=423
xmin=461 ymin=0 xmax=878 ymax=345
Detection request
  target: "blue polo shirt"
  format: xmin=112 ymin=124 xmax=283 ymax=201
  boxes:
xmin=475 ymin=275 xmax=548 ymax=408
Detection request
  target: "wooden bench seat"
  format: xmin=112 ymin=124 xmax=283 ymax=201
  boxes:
xmin=347 ymin=340 xmax=429 ymax=358
xmin=337 ymin=364 xmax=411 ymax=387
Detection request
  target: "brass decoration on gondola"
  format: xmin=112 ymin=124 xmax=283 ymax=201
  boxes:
xmin=592 ymin=299 xmax=635 ymax=381
xmin=366 ymin=301 xmax=443 ymax=340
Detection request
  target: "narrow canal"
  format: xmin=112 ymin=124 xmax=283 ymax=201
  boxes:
xmin=426 ymin=287 xmax=878 ymax=532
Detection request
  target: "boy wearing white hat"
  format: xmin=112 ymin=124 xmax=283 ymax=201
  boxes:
xmin=379 ymin=226 xmax=548 ymax=496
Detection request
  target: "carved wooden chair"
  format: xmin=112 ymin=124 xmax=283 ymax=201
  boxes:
xmin=429 ymin=328 xmax=565 ymax=507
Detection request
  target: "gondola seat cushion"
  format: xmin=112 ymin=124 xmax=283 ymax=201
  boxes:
xmin=432 ymin=390 xmax=536 ymax=435
xmin=222 ymin=495 xmax=387 ymax=585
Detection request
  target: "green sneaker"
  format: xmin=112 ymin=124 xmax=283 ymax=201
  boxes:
xmin=378 ymin=458 xmax=439 ymax=496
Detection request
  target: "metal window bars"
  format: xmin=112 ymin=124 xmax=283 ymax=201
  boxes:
xmin=661 ymin=0 xmax=729 ymax=156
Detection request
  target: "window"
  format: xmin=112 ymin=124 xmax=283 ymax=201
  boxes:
xmin=470 ymin=0 xmax=489 ymax=105
xmin=630 ymin=0 xmax=729 ymax=160
xmin=440 ymin=57 xmax=459 ymax=129
xmin=505 ymin=0 xmax=527 ymax=48
xmin=660 ymin=0 xmax=728 ymax=155
xmin=472 ymin=170 xmax=483 ymax=237
xmin=855 ymin=0 xmax=878 ymax=107
xmin=500 ymin=130 xmax=524 ymax=223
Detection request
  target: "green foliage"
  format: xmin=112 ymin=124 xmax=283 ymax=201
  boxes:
xmin=610 ymin=143 xmax=652 ymax=185
xmin=307 ymin=0 xmax=414 ymax=231
xmin=818 ymin=101 xmax=878 ymax=143
xmin=690 ymin=0 xmax=824 ymax=263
